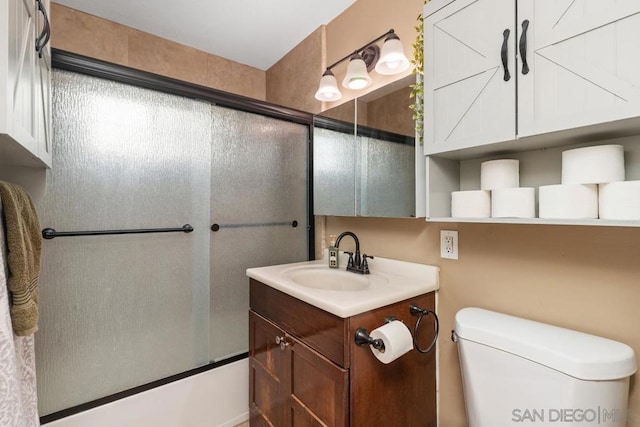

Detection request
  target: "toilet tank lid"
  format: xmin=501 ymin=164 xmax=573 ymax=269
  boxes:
xmin=454 ymin=307 xmax=637 ymax=380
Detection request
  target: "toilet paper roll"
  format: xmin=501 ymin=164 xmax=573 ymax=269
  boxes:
xmin=451 ymin=190 xmax=491 ymax=218
xmin=599 ymin=181 xmax=640 ymax=220
xmin=539 ymin=184 xmax=598 ymax=219
xmin=562 ymin=145 xmax=625 ymax=184
xmin=481 ymin=159 xmax=519 ymax=190
xmin=491 ymin=187 xmax=536 ymax=218
xmin=369 ymin=320 xmax=413 ymax=364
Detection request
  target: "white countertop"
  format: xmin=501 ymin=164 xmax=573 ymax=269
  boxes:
xmin=246 ymin=254 xmax=439 ymax=318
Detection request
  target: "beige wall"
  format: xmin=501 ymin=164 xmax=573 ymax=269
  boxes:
xmin=50 ymin=3 xmax=267 ymax=100
xmin=317 ymin=100 xmax=356 ymax=124
xmin=49 ymin=1 xmax=640 ymax=424
xmin=363 ymin=85 xmax=414 ymax=136
xmin=266 ymin=27 xmax=325 ymax=114
xmin=324 ymin=0 xmax=422 ymax=109
xmin=266 ymin=0 xmax=423 ymax=112
xmin=51 ymin=0 xmax=420 ymax=112
xmin=324 ymin=217 xmax=640 ymax=425
xmin=310 ymin=1 xmax=639 ymax=422
xmin=315 ymin=85 xmax=414 ymax=136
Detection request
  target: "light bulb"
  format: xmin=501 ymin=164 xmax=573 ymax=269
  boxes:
xmin=375 ymin=33 xmax=410 ymax=75
xmin=315 ymin=70 xmax=342 ymax=101
xmin=348 ymin=77 xmax=369 ymax=90
xmin=342 ymin=54 xmax=372 ymax=90
xmin=385 ymin=60 xmax=401 ymax=70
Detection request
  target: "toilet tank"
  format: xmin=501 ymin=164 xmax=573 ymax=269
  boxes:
xmin=454 ymin=307 xmax=637 ymax=427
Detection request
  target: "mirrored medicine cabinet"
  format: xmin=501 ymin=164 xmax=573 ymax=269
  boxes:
xmin=313 ymin=75 xmax=417 ymax=217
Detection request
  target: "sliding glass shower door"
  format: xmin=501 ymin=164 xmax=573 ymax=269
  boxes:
xmin=209 ymin=106 xmax=309 ymax=361
xmin=36 ymin=70 xmax=309 ymax=415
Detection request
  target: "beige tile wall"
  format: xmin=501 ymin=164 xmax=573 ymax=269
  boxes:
xmin=50 ymin=3 xmax=267 ymax=100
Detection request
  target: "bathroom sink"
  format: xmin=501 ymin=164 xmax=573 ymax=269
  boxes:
xmin=247 ymin=255 xmax=439 ymax=318
xmin=285 ymin=267 xmax=372 ymax=291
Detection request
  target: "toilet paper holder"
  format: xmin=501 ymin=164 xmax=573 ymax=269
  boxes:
xmin=354 ymin=316 xmax=396 ymax=352
xmin=354 ymin=328 xmax=386 ymax=352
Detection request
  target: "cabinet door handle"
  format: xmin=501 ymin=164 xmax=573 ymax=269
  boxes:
xmin=501 ymin=28 xmax=511 ymax=82
xmin=35 ymin=0 xmax=51 ymax=58
xmin=519 ymin=20 xmax=530 ymax=75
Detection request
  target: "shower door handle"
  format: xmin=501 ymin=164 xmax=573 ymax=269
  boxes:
xmin=211 ymin=221 xmax=298 ymax=231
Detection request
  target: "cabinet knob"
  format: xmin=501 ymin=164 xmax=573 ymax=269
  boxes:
xmin=275 ymin=336 xmax=290 ymax=350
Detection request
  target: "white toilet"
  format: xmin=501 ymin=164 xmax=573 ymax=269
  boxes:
xmin=454 ymin=307 xmax=637 ymax=427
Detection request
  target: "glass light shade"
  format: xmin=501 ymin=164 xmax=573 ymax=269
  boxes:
xmin=342 ymin=55 xmax=372 ymax=90
xmin=315 ymin=70 xmax=342 ymax=101
xmin=375 ymin=36 xmax=411 ymax=75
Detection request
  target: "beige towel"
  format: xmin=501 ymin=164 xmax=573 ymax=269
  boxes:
xmin=0 ymin=182 xmax=42 ymax=336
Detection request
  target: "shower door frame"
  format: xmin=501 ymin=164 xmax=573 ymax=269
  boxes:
xmin=40 ymin=48 xmax=315 ymax=424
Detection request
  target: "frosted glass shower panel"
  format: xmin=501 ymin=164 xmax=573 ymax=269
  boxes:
xmin=360 ymin=136 xmax=415 ymax=217
xmin=209 ymin=106 xmax=309 ymax=361
xmin=313 ymin=127 xmax=357 ymax=215
xmin=37 ymin=71 xmax=212 ymax=415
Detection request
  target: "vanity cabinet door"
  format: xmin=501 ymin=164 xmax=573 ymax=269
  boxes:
xmin=249 ymin=310 xmax=348 ymax=427
xmin=249 ymin=311 xmax=287 ymax=427
xmin=423 ymin=0 xmax=516 ymax=155
xmin=517 ymin=1 xmax=640 ymax=138
xmin=285 ymin=334 xmax=348 ymax=427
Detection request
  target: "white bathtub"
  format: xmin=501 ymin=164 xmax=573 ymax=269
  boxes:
xmin=44 ymin=359 xmax=249 ymax=427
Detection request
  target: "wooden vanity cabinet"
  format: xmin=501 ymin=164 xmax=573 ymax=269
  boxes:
xmin=249 ymin=279 xmax=437 ymax=427
xmin=250 ymin=311 xmax=349 ymax=427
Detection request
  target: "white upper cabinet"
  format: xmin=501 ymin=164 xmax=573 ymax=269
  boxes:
xmin=422 ymin=0 xmax=640 ymax=226
xmin=424 ymin=0 xmax=640 ymax=155
xmin=518 ymin=0 xmax=640 ymax=138
xmin=424 ymin=0 xmax=516 ymax=155
xmin=0 ymin=0 xmax=52 ymax=168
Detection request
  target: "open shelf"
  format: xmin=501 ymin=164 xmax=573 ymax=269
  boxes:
xmin=427 ymin=217 xmax=640 ymax=227
xmin=425 ymin=134 xmax=640 ymax=227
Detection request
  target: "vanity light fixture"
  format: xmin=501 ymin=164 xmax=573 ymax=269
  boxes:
xmin=314 ymin=29 xmax=410 ymax=102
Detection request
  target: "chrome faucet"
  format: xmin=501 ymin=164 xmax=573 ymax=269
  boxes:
xmin=335 ymin=231 xmax=373 ymax=274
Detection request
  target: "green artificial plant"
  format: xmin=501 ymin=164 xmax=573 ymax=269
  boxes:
xmin=409 ymin=1 xmax=428 ymax=144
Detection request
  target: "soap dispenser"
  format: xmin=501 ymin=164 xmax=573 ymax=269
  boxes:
xmin=328 ymin=235 xmax=339 ymax=268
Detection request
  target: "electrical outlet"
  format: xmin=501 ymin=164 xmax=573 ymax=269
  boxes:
xmin=440 ymin=230 xmax=458 ymax=260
